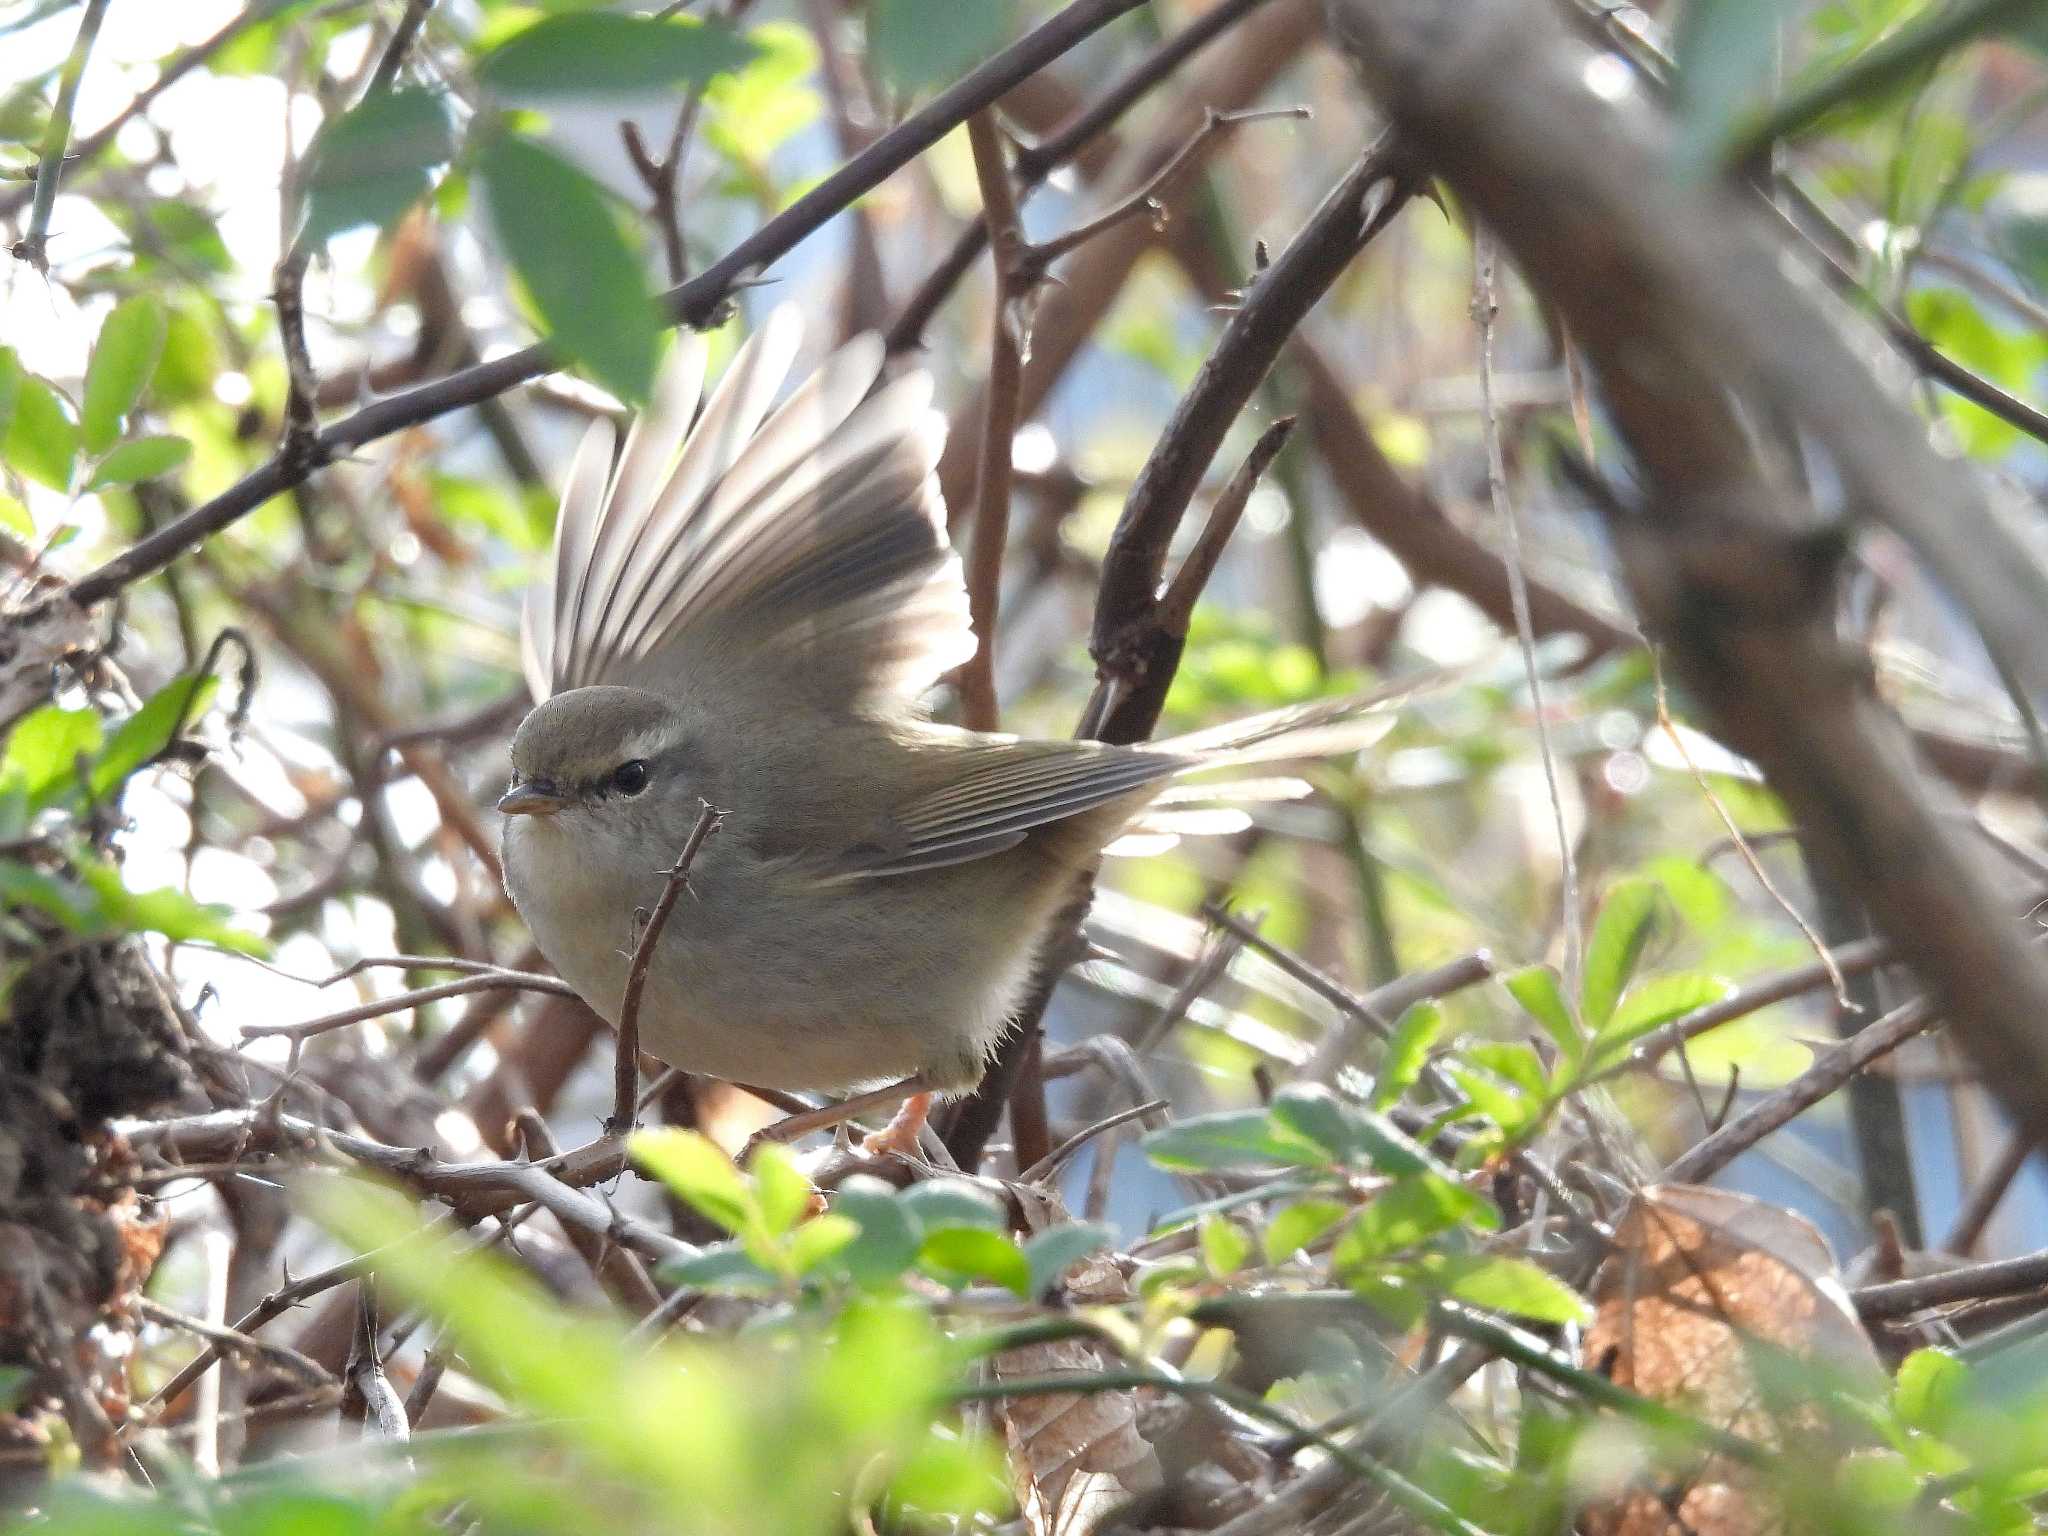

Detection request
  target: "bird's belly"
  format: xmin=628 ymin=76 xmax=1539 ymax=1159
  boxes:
xmin=505 ymin=820 xmax=1046 ymax=1094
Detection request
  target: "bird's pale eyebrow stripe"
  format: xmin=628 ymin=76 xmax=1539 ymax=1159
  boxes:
xmin=618 ymin=725 xmax=683 ymax=761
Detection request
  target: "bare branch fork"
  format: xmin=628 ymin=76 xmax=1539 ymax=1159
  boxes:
xmin=611 ymin=801 xmax=723 ymax=1135
xmin=885 ymin=0 xmax=1286 ymax=353
xmin=955 ymin=104 xmax=1307 ymax=732
xmin=943 ymin=137 xmax=1418 ymax=1167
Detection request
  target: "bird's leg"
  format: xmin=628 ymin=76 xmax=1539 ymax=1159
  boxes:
xmin=860 ymin=1091 xmax=934 ymax=1159
xmin=748 ymin=1074 xmax=930 ymax=1148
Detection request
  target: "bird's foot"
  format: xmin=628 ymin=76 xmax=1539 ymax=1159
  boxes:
xmin=860 ymin=1091 xmax=934 ymax=1159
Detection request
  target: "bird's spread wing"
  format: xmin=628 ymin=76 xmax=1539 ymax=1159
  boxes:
xmin=825 ymin=737 xmax=1193 ymax=881
xmin=819 ymin=687 xmax=1416 ymax=882
xmin=521 ymin=305 xmax=975 ymax=708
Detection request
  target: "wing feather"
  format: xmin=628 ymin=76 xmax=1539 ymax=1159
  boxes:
xmin=521 ymin=305 xmax=974 ymax=707
xmin=833 ymin=740 xmax=1191 ymax=881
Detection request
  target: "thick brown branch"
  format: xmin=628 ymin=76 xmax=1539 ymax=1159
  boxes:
xmin=957 ymin=112 xmax=1030 ymax=732
xmin=1323 ymin=0 xmax=2048 ymax=1142
xmin=1089 ymin=138 xmax=1413 ymax=737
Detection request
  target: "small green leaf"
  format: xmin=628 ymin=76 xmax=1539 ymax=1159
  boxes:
xmin=75 ymin=858 xmax=266 ymax=951
xmin=631 ymin=1126 xmax=752 ymax=1233
xmin=85 ymin=434 xmax=190 ymax=490
xmin=0 ymin=859 xmax=95 ymax=932
xmin=1263 ymin=1198 xmax=1349 ymax=1264
xmin=90 ymin=672 xmax=217 ymax=803
xmin=1372 ymin=1000 xmax=1445 ymax=1108
xmin=4 ymin=375 xmax=77 ymax=492
xmin=1334 ymin=1174 xmax=1495 ymax=1265
xmin=703 ymin=23 xmax=821 ymax=168
xmin=81 ymin=295 xmax=166 ymax=454
xmin=1142 ymin=1108 xmax=1316 ymax=1172
xmin=477 ymin=13 xmax=758 ymax=98
xmin=657 ymin=1241 xmax=781 ymax=1292
xmin=1504 ymin=964 xmax=1580 ymax=1063
xmin=1021 ymin=1222 xmax=1112 ymax=1298
xmin=1463 ymin=1040 xmax=1550 ymax=1097
xmin=1268 ymin=1084 xmax=1363 ymax=1163
xmin=478 ymin=134 xmax=661 ymax=405
xmin=1 ymin=703 xmax=103 ymax=812
xmin=747 ymin=1140 xmax=814 ymax=1237
xmin=1449 ymin=1066 xmax=1537 ymax=1137
xmin=832 ymin=1176 xmax=922 ymax=1286
xmin=1581 ymin=876 xmax=1665 ymax=1029
xmin=1894 ymin=1347 xmax=1969 ymax=1431
xmin=898 ymin=1177 xmax=1007 ymax=1232
xmin=870 ymin=0 xmax=1014 ymax=92
xmin=1199 ymin=1214 xmax=1252 ymax=1278
xmin=0 ymin=348 xmax=22 ymax=446
xmin=1433 ymin=1254 xmax=1590 ymax=1324
xmin=1592 ymin=971 xmax=1735 ymax=1071
xmin=0 ymin=495 xmax=29 ymax=540
xmin=920 ymin=1227 xmax=1029 ymax=1297
xmin=787 ymin=1212 xmax=859 ymax=1274
xmin=297 ymin=88 xmax=454 ymax=248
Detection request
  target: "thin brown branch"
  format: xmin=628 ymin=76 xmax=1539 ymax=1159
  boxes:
xmin=886 ymin=0 xmax=1284 ymax=351
xmin=943 ymin=146 xmax=1411 ymax=1169
xmin=621 ymin=104 xmax=698 ymax=286
xmin=1855 ymin=1245 xmax=2048 ymax=1321
xmin=957 ymin=112 xmax=1029 ymax=733
xmin=612 ymin=800 xmax=722 ymax=1133
xmin=1016 ymin=106 xmax=1310 ymax=283
xmin=242 ymin=970 xmax=581 ymax=1043
xmin=134 ymin=1296 xmax=332 ymax=1392
xmin=1942 ymin=1128 xmax=2037 ymax=1256
xmin=273 ymin=2 xmax=436 ymax=469
xmin=514 ymin=1111 xmax=662 ymax=1311
xmin=1155 ymin=417 xmax=1296 ymax=637
xmin=130 ymin=1108 xmax=688 ymax=1262
xmin=1665 ymin=997 xmax=1939 ymax=1184
xmin=341 ymin=1283 xmax=410 ymax=1443
xmin=1472 ymin=226 xmax=1582 ymax=1016
xmin=1088 ymin=139 xmax=1412 ymax=736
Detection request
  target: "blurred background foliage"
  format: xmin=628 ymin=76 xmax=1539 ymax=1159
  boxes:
xmin=0 ymin=0 xmax=2045 ymax=1532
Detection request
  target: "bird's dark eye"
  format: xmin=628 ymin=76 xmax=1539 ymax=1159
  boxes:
xmin=611 ymin=759 xmax=650 ymax=796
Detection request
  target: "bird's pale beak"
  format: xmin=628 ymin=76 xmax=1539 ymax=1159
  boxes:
xmin=497 ymin=779 xmax=568 ymax=817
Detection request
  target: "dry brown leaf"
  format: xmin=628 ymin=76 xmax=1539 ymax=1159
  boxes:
xmin=992 ymin=1249 xmax=1160 ymax=1536
xmin=1579 ymin=1183 xmax=1881 ymax=1536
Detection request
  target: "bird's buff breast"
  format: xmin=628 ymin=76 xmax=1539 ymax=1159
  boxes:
xmin=501 ymin=813 xmax=1019 ymax=1092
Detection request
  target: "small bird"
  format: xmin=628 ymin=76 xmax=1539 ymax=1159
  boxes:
xmin=499 ymin=307 xmax=1407 ymax=1148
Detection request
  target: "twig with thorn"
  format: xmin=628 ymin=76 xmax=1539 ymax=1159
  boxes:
xmin=13 ymin=0 xmax=110 ymax=273
xmin=612 ymin=801 xmax=723 ymax=1134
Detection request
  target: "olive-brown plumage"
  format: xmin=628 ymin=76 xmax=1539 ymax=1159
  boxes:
xmin=500 ymin=308 xmax=1404 ymax=1095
